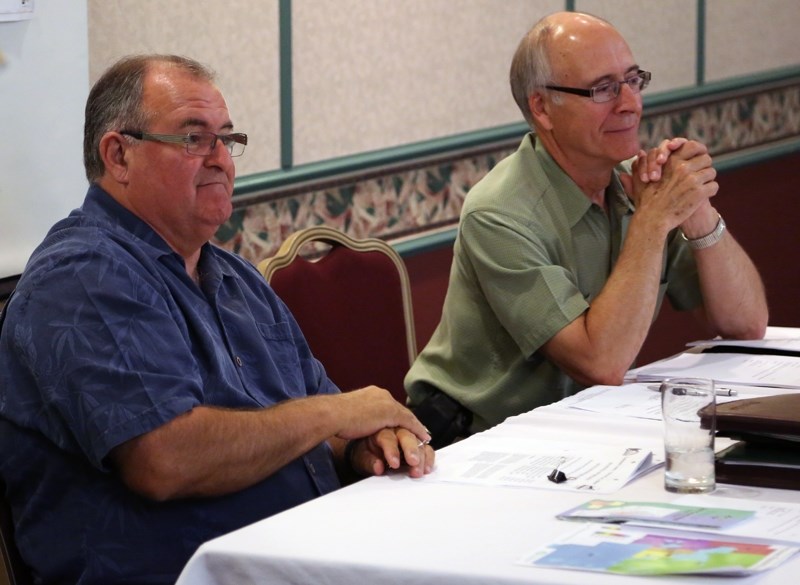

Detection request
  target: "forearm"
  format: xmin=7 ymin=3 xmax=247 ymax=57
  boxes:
xmin=692 ymin=231 xmax=768 ymax=339
xmin=584 ymin=222 xmax=665 ymax=374
xmin=113 ymin=397 xmax=345 ymax=500
xmin=543 ymin=216 xmax=668 ymax=385
xmin=112 ymin=386 xmax=430 ymax=501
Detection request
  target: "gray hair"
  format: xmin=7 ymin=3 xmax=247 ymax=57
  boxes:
xmin=509 ymin=20 xmax=559 ymax=128
xmin=510 ymin=13 xmax=613 ymax=127
xmin=83 ymin=54 xmax=216 ymax=183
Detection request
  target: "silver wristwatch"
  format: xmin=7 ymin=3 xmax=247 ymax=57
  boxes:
xmin=681 ymin=214 xmax=726 ymax=250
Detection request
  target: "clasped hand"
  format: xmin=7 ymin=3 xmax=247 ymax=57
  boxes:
xmin=348 ymin=427 xmax=434 ymax=479
xmin=620 ymin=138 xmax=719 ymax=235
xmin=335 ymin=385 xmax=435 ymax=479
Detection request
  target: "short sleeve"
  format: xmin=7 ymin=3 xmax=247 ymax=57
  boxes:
xmin=460 ymin=210 xmax=589 ymax=356
xmin=8 ymin=248 xmax=203 ymax=470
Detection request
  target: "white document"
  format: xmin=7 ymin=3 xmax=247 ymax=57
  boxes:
xmin=428 ymin=435 xmax=656 ymax=493
xmin=626 ymin=352 xmax=800 ymax=389
xmin=561 ymin=383 xmax=664 ymax=420
xmin=687 ymin=326 xmax=800 ymax=352
xmin=563 ymin=383 xmax=743 ymax=421
xmin=561 ymin=382 xmax=756 ymax=420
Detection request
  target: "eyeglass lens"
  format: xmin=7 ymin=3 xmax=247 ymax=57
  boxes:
xmin=593 ymin=72 xmax=649 ymax=103
xmin=187 ymin=132 xmax=247 ymax=157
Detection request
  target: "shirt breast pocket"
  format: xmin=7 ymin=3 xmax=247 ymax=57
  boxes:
xmin=254 ymin=321 xmax=306 ymax=399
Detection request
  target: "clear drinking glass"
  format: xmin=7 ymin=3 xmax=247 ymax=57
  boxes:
xmin=661 ymin=377 xmax=716 ymax=493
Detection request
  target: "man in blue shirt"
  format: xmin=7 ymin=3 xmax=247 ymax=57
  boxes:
xmin=0 ymin=54 xmax=433 ymax=585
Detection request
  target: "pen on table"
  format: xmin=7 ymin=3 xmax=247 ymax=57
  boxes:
xmin=646 ymin=384 xmax=737 ymax=397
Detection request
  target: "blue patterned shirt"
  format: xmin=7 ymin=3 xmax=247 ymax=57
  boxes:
xmin=0 ymin=185 xmax=341 ymax=584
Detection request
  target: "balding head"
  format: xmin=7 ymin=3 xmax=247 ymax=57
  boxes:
xmin=509 ymin=12 xmax=619 ymax=127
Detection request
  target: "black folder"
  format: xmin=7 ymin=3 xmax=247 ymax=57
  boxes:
xmin=699 ymin=394 xmax=800 ymax=490
xmin=700 ymin=393 xmax=800 ymax=442
xmin=714 ymin=442 xmax=800 ymax=490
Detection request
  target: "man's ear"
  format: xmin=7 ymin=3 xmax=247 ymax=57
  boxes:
xmin=98 ymin=132 xmax=131 ymax=184
xmin=528 ymin=92 xmax=554 ymax=131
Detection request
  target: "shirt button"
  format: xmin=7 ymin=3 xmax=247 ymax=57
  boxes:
xmin=235 ymin=356 xmax=243 ymax=367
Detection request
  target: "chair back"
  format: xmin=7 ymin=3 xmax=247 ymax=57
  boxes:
xmin=0 ymin=481 xmax=32 ymax=585
xmin=258 ymin=226 xmax=417 ymax=403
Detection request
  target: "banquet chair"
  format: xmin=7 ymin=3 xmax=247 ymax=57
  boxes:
xmin=258 ymin=226 xmax=417 ymax=403
xmin=0 ymin=481 xmax=32 ymax=585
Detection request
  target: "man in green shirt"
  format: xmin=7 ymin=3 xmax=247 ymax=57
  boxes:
xmin=405 ymin=11 xmax=768 ymax=448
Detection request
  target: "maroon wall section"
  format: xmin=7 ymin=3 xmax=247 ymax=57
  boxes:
xmin=404 ymin=151 xmax=800 ymax=365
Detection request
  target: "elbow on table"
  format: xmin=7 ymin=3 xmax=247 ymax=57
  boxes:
xmin=570 ymin=361 xmax=629 ymax=388
xmin=742 ymin=321 xmax=768 ymax=341
xmin=719 ymin=314 xmax=769 ymax=342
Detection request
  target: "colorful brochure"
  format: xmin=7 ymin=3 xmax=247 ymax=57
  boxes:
xmin=557 ymin=499 xmax=755 ymax=530
xmin=520 ymin=523 xmax=799 ymax=576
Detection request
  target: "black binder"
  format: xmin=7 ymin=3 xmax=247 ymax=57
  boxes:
xmin=700 ymin=393 xmax=800 ymax=441
xmin=714 ymin=442 xmax=800 ymax=490
xmin=699 ymin=394 xmax=800 ymax=490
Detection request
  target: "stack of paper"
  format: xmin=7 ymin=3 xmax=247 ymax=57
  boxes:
xmin=687 ymin=326 xmax=800 ymax=354
xmin=626 ymin=352 xmax=800 ymax=389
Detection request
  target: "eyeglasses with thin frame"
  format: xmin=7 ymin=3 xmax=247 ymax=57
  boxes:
xmin=545 ymin=70 xmax=651 ymax=104
xmin=120 ymin=130 xmax=248 ymax=157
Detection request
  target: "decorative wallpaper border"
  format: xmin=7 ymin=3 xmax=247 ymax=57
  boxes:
xmin=214 ymin=81 xmax=800 ymax=266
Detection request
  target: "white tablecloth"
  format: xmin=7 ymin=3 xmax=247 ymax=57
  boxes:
xmin=177 ymin=383 xmax=800 ymax=585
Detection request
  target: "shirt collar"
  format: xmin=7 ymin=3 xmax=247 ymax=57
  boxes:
xmin=529 ymin=135 xmax=591 ymax=227
xmin=528 ymin=134 xmax=636 ymax=225
xmin=83 ymin=184 xmax=175 ymax=258
xmin=81 ymin=184 xmax=235 ymax=281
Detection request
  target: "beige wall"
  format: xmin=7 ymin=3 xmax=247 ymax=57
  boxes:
xmin=290 ymin=0 xmax=559 ymax=164
xmin=705 ymin=0 xmax=800 ymax=82
xmin=575 ymin=0 xmax=698 ymax=91
xmin=88 ymin=1 xmax=800 ymax=178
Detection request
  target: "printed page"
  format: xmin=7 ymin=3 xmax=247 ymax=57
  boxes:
xmin=561 ymin=383 xmax=743 ymax=422
xmin=626 ymin=352 xmax=800 ymax=389
xmin=427 ymin=435 xmax=656 ymax=493
xmin=688 ymin=326 xmax=800 ymax=352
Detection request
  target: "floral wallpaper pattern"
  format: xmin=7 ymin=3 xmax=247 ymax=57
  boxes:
xmin=215 ymin=83 xmax=800 ymax=266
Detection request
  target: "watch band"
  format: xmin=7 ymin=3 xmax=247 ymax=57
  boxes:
xmin=681 ymin=214 xmax=726 ymax=250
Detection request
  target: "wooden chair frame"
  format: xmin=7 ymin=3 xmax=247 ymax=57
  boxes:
xmin=258 ymin=225 xmax=417 ymax=381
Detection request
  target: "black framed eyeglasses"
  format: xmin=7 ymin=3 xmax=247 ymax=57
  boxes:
xmin=120 ymin=130 xmax=248 ymax=157
xmin=545 ymin=70 xmax=651 ymax=104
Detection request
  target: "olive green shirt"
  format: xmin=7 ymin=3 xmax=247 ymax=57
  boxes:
xmin=405 ymin=134 xmax=702 ymax=432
